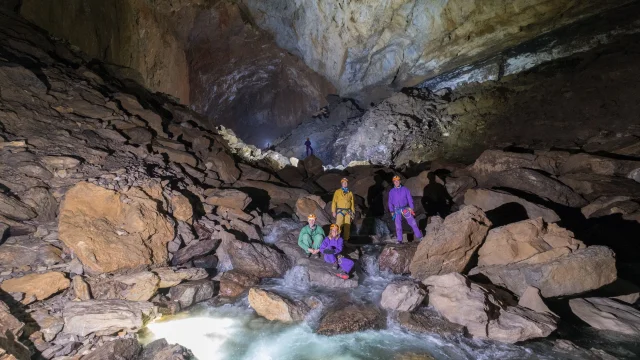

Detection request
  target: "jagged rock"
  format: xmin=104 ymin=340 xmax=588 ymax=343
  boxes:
xmin=192 ymin=254 xmax=218 ymax=269
xmin=301 ymin=155 xmax=324 ymax=177
xmin=30 ymin=310 xmax=63 ymax=342
xmin=295 ymin=195 xmax=330 ymax=225
xmin=487 ymin=168 xmax=587 ymax=207
xmin=409 ymin=205 xmax=491 ymax=280
xmin=477 ymin=218 xmax=584 ymax=267
xmin=153 ymin=267 xmax=208 ymax=288
xmin=379 ymin=243 xmax=417 ymax=274
xmin=424 ymin=273 xmax=557 ymax=343
xmin=445 ymin=175 xmax=477 ymax=200
xmin=204 ymin=189 xmax=251 ymax=210
xmin=62 ymin=300 xmax=157 ymax=336
xmin=224 ymin=237 xmax=289 ymax=279
xmin=469 ymin=150 xmax=549 ymax=184
xmin=248 ymin=288 xmax=309 ymax=322
xmin=0 ymin=238 xmax=62 ymax=270
xmin=0 ymin=330 xmax=30 ymax=360
xmin=233 ymin=180 xmax=309 ymax=207
xmin=569 ymin=297 xmax=640 ymax=335
xmin=219 ymin=270 xmax=259 ymax=298
xmin=598 ymin=279 xmax=640 ymax=305
xmin=238 ymin=163 xmax=279 ymax=182
xmin=58 ymin=182 xmax=174 ymax=274
xmin=0 ymin=301 xmax=23 ymax=337
xmin=19 ymin=187 xmax=57 ymax=221
xmin=139 ymin=339 xmax=193 ymax=360
xmin=122 ymin=127 xmax=153 ymax=144
xmin=472 ymin=246 xmax=617 ymax=297
xmin=170 ymin=193 xmax=193 ymax=223
xmin=403 ymin=171 xmax=433 ymax=197
xmin=153 ymin=145 xmax=198 ymax=167
xmin=0 ymin=271 xmax=70 ymax=304
xmin=87 ymin=271 xmax=160 ymax=302
xmin=518 ymin=286 xmax=554 ymax=315
xmin=40 ymin=156 xmax=80 ymax=170
xmin=81 ymin=339 xmax=141 ymax=360
xmin=395 ymin=308 xmax=465 ymax=337
xmin=559 ymin=153 xmax=640 ymax=177
xmin=464 ymin=188 xmax=560 ymax=223
xmin=305 ymin=261 xmax=359 ymax=289
xmin=231 ymin=219 xmax=262 ymax=241
xmin=380 ymin=282 xmax=426 ymax=312
xmin=171 ymin=239 xmax=219 ymax=266
xmin=0 ymin=193 xmax=36 ymax=221
xmin=215 ymin=206 xmax=253 ymax=222
xmin=72 ymin=275 xmax=91 ymax=301
xmin=559 ymin=173 xmax=640 ymax=200
xmin=588 ymin=199 xmax=640 ymax=219
xmin=168 ymin=279 xmax=216 ymax=308
xmin=317 ymin=304 xmax=385 ymax=336
xmin=207 ymin=150 xmax=240 ymax=184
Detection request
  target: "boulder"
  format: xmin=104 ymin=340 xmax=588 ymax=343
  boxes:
xmin=581 ymin=196 xmax=632 ymax=218
xmin=170 ymin=193 xmax=193 ymax=223
xmin=168 ymin=279 xmax=216 ymax=308
xmin=472 ymin=246 xmax=617 ymax=297
xmin=20 ymin=187 xmax=57 ymax=221
xmin=58 ymin=182 xmax=174 ymax=274
xmin=204 ymin=189 xmax=251 ymax=210
xmin=123 ymin=127 xmax=153 ymax=144
xmin=233 ymin=180 xmax=308 ymax=207
xmin=569 ymin=297 xmax=640 ymax=335
xmin=171 ymin=239 xmax=219 ymax=266
xmin=317 ymin=304 xmax=385 ymax=336
xmin=559 ymin=153 xmax=640 ymax=178
xmin=0 ymin=301 xmax=23 ymax=337
xmin=0 ymin=238 xmax=63 ymax=270
xmin=0 ymin=271 xmax=70 ymax=304
xmin=62 ymin=300 xmax=157 ymax=336
xmin=192 ymin=255 xmax=218 ymax=269
xmin=152 ymin=267 xmax=209 ymax=288
xmin=424 ymin=273 xmax=557 ymax=343
xmin=487 ymin=168 xmax=587 ymax=207
xmin=30 ymin=310 xmax=63 ymax=342
xmin=87 ymin=271 xmax=160 ymax=301
xmin=477 ymin=218 xmax=584 ymax=267
xmin=380 ymin=282 xmax=426 ymax=312
xmin=81 ymin=338 xmax=141 ymax=360
xmin=0 ymin=192 xmax=36 ymax=221
xmin=469 ymin=150 xmax=546 ymax=184
xmin=72 ymin=275 xmax=91 ymax=301
xmin=518 ymin=286 xmax=554 ymax=315
xmin=395 ymin=308 xmax=465 ymax=337
xmin=403 ymin=171 xmax=432 ymax=197
xmin=224 ymin=237 xmax=289 ymax=279
xmin=219 ymin=270 xmax=259 ymax=297
xmin=207 ymin=150 xmax=240 ymax=184
xmin=306 ymin=261 xmax=359 ymax=289
xmin=40 ymin=155 xmax=80 ymax=170
xmin=248 ymin=288 xmax=309 ymax=322
xmin=301 ymin=155 xmax=324 ymax=178
xmin=559 ymin=173 xmax=640 ymax=201
xmin=139 ymin=339 xmax=193 ymax=360
xmin=464 ymin=188 xmax=560 ymax=223
xmin=153 ymin=145 xmax=198 ymax=167
xmin=295 ymin=195 xmax=330 ymax=225
xmin=379 ymin=243 xmax=417 ymax=274
xmin=0 ymin=331 xmax=30 ymax=360
xmin=409 ymin=205 xmax=491 ymax=280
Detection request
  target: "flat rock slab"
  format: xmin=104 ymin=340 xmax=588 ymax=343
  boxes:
xmin=295 ymin=258 xmax=359 ymax=289
xmin=62 ymin=300 xmax=157 ymax=337
xmin=317 ymin=304 xmax=385 ymax=336
xmin=395 ymin=308 xmax=465 ymax=337
xmin=569 ymin=297 xmax=640 ymax=335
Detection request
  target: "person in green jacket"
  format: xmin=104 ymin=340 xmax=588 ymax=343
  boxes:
xmin=298 ymin=214 xmax=325 ymax=257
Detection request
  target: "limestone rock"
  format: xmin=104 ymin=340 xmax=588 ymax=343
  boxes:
xmin=472 ymin=246 xmax=617 ymax=297
xmin=380 ymin=282 xmax=426 ymax=312
xmin=207 ymin=150 xmax=240 ymax=184
xmin=559 ymin=153 xmax=640 ymax=177
xmin=559 ymin=173 xmax=640 ymax=201
xmin=219 ymin=270 xmax=259 ymax=298
xmin=295 ymin=195 xmax=330 ymax=225
xmin=464 ymin=188 xmax=560 ymax=223
xmin=0 ymin=271 xmax=70 ymax=304
xmin=58 ymin=182 xmax=174 ymax=274
xmin=233 ymin=180 xmax=309 ymax=207
xmin=409 ymin=205 xmax=491 ymax=280
xmin=0 ymin=193 xmax=35 ymax=221
xmin=168 ymin=279 xmax=216 ymax=309
xmin=518 ymin=286 xmax=554 ymax=315
xmin=62 ymin=300 xmax=157 ymax=336
xmin=171 ymin=239 xmax=219 ymax=266
xmin=225 ymin=237 xmax=289 ymax=279
xmin=88 ymin=271 xmax=160 ymax=302
xmin=379 ymin=243 xmax=417 ymax=275
xmin=469 ymin=150 xmax=545 ymax=184
xmin=81 ymin=338 xmax=141 ymax=360
xmin=30 ymin=310 xmax=63 ymax=342
xmin=305 ymin=261 xmax=359 ymax=289
xmin=170 ymin=193 xmax=193 ymax=223
xmin=248 ymin=288 xmax=309 ymax=323
xmin=395 ymin=308 xmax=465 ymax=337
xmin=317 ymin=305 xmax=385 ymax=336
xmin=569 ymin=297 xmax=640 ymax=335
xmin=139 ymin=339 xmax=193 ymax=360
xmin=204 ymin=189 xmax=251 ymax=210
xmin=153 ymin=267 xmax=209 ymax=288
xmin=301 ymin=155 xmax=324 ymax=178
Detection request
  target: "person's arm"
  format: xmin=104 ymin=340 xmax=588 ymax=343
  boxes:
xmin=298 ymin=226 xmax=308 ymax=246
xmin=349 ymin=192 xmax=355 ymax=213
xmin=388 ymin=189 xmax=394 ymax=213
xmin=319 ymin=237 xmax=329 ymax=252
xmin=406 ymin=188 xmax=415 ymax=209
xmin=332 ymin=190 xmax=338 ymax=213
xmin=334 ymin=238 xmax=344 ymax=254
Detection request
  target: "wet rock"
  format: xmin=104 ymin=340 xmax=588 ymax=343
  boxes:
xmin=219 ymin=270 xmax=259 ymax=298
xmin=139 ymin=338 xmax=193 ymax=360
xmin=81 ymin=338 xmax=141 ymax=360
xmin=0 ymin=192 xmax=36 ymax=221
xmin=424 ymin=273 xmax=557 ymax=343
xmin=306 ymin=260 xmax=358 ymax=289
xmin=168 ymin=279 xmax=216 ymax=308
xmin=317 ymin=304 xmax=385 ymax=336
xmin=409 ymin=205 xmax=491 ymax=280
xmin=464 ymin=188 xmax=560 ymax=223
xmin=153 ymin=267 xmax=208 ymax=288
xmin=204 ymin=189 xmax=251 ymax=210
xmin=248 ymin=288 xmax=309 ymax=323
xmin=395 ymin=308 xmax=465 ymax=337
xmin=380 ymin=282 xmax=426 ymax=312
xmin=569 ymin=297 xmax=640 ymax=335
xmin=0 ymin=271 xmax=70 ymax=304
xmin=62 ymin=300 xmax=157 ymax=336
xmin=472 ymin=246 xmax=616 ymax=297
xmin=477 ymin=218 xmax=584 ymax=267
xmin=88 ymin=271 xmax=160 ymax=301
xmin=225 ymin=237 xmax=289 ymax=279
xmin=295 ymin=195 xmax=331 ymax=225
xmin=171 ymin=239 xmax=219 ymax=266
xmin=379 ymin=243 xmax=417 ymax=275
xmin=58 ymin=182 xmax=174 ymax=274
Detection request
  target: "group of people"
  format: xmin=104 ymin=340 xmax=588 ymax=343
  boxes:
xmin=297 ymin=176 xmax=424 ymax=279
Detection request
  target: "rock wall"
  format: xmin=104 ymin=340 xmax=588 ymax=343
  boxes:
xmin=241 ymin=0 xmax=631 ymax=101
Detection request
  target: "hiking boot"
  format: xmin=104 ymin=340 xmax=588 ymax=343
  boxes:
xmin=335 ymin=271 xmax=349 ymax=280
xmin=315 ymin=253 xmax=321 ymax=259
xmin=307 ymin=252 xmax=312 ymax=258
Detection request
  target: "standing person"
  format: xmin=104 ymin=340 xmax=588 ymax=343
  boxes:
xmin=332 ymin=178 xmax=354 ymax=241
xmin=304 ymin=137 xmax=313 ymax=156
xmin=388 ymin=175 xmax=423 ymax=243
xmin=319 ymin=224 xmax=355 ymax=279
xmin=298 ymin=214 xmax=325 ymax=258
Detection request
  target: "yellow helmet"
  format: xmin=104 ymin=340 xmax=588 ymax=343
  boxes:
xmin=340 ymin=178 xmax=348 ymax=183
xmin=330 ymin=224 xmax=339 ymax=231
xmin=392 ymin=175 xmax=401 ymax=181
xmin=307 ymin=214 xmax=317 ymax=220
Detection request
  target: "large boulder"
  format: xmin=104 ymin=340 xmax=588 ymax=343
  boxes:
xmin=295 ymin=195 xmax=331 ymax=225
xmin=424 ymin=273 xmax=557 ymax=343
xmin=204 ymin=189 xmax=251 ymax=210
xmin=581 ymin=195 xmax=632 ymax=218
xmin=395 ymin=308 xmax=465 ymax=337
xmin=559 ymin=173 xmax=640 ymax=200
xmin=219 ymin=270 xmax=259 ymax=297
xmin=139 ymin=339 xmax=193 ymax=360
xmin=559 ymin=153 xmax=640 ymax=178
xmin=569 ymin=297 xmax=640 ymax=335
xmin=0 ymin=271 xmax=70 ymax=305
xmin=477 ymin=218 xmax=584 ymax=267
xmin=464 ymin=188 xmax=560 ymax=223
xmin=20 ymin=187 xmax=57 ymax=221
xmin=317 ymin=304 xmax=385 ymax=336
xmin=207 ymin=149 xmax=240 ymax=184
xmin=82 ymin=338 xmax=141 ymax=360
xmin=171 ymin=239 xmax=219 ymax=266
xmin=0 ymin=238 xmax=62 ymax=271
xmin=379 ymin=243 xmax=417 ymax=274
xmin=58 ymin=182 xmax=174 ymax=274
xmin=306 ymin=261 xmax=359 ymax=289
xmin=472 ymin=246 xmax=616 ymax=297
xmin=301 ymin=155 xmax=324 ymax=178
xmin=87 ymin=271 xmax=160 ymax=301
xmin=62 ymin=300 xmax=157 ymax=336
xmin=380 ymin=282 xmax=426 ymax=312
xmin=248 ymin=288 xmax=309 ymax=323
xmin=168 ymin=280 xmax=216 ymax=309
xmin=469 ymin=150 xmax=549 ymax=184
xmin=224 ymin=237 xmax=289 ymax=279
xmin=409 ymin=205 xmax=491 ymax=280
xmin=233 ymin=180 xmax=309 ymax=208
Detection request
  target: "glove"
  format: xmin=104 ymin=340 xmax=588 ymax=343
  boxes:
xmin=323 ymin=248 xmax=336 ymax=255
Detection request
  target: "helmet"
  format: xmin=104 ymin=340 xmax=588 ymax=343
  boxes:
xmin=330 ymin=224 xmax=339 ymax=231
xmin=340 ymin=178 xmax=348 ymax=183
xmin=307 ymin=214 xmax=317 ymax=220
xmin=392 ymin=175 xmax=401 ymax=181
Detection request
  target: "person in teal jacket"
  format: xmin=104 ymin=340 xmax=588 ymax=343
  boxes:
xmin=298 ymin=214 xmax=325 ymax=257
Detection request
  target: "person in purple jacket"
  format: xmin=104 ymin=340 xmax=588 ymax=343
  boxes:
xmin=319 ymin=224 xmax=354 ymax=279
xmin=388 ymin=175 xmax=423 ymax=243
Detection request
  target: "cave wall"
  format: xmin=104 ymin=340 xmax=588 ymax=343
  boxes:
xmin=241 ymin=0 xmax=632 ymax=102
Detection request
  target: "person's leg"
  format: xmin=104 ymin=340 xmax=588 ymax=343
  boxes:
xmin=338 ymin=256 xmax=354 ymax=273
xmin=342 ymin=213 xmax=351 ymax=241
xmin=299 ymin=234 xmax=313 ymax=254
xmin=312 ymin=234 xmax=324 ymax=251
xmin=405 ymin=213 xmax=423 ymax=239
xmin=336 ymin=213 xmax=345 ymax=235
xmin=394 ymin=213 xmax=403 ymax=242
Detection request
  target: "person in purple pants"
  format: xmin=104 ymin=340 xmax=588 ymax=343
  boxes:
xmin=319 ymin=224 xmax=354 ymax=279
xmin=388 ymin=175 xmax=423 ymax=243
